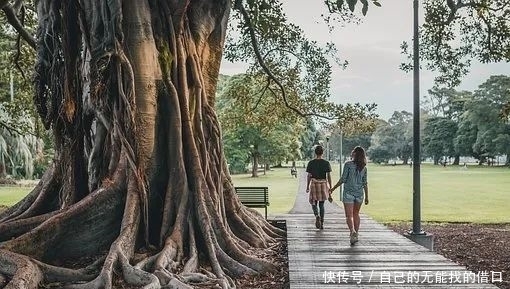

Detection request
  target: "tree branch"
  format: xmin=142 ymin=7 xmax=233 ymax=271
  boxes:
xmin=0 ymin=120 xmax=23 ymax=136
xmin=234 ymin=2 xmax=335 ymax=120
xmin=478 ymin=12 xmax=494 ymax=58
xmin=2 ymin=4 xmax=36 ymax=49
xmin=250 ymin=77 xmax=270 ymax=112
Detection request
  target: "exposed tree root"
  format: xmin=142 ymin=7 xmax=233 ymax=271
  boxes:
xmin=0 ymin=0 xmax=287 ymax=288
xmin=0 ymin=211 xmax=57 ymax=242
xmin=0 ymin=250 xmax=43 ymax=289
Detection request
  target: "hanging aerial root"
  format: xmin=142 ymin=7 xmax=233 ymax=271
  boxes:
xmin=181 ymin=216 xmax=198 ymax=274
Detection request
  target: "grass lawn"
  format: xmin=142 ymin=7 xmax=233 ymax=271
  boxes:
xmin=0 ymin=186 xmax=33 ymax=207
xmin=364 ymin=163 xmax=510 ymax=223
xmin=230 ymin=168 xmax=298 ymax=216
xmin=2 ymin=163 xmax=509 ymax=223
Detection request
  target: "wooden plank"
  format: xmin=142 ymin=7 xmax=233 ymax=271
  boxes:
xmin=278 ymin=213 xmax=499 ymax=289
xmin=277 ymin=171 xmax=501 ymax=288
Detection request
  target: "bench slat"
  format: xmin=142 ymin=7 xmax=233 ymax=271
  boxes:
xmin=234 ymin=186 xmax=269 ymax=219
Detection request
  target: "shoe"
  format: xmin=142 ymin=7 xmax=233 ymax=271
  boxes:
xmin=353 ymin=232 xmax=359 ymax=243
xmin=315 ymin=216 xmax=321 ymax=229
xmin=350 ymin=232 xmax=357 ymax=245
xmin=320 ymin=220 xmax=324 ymax=230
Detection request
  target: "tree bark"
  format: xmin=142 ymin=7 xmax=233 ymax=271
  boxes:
xmin=251 ymin=145 xmax=259 ymax=178
xmin=0 ymin=1 xmax=284 ymax=288
xmin=453 ymin=155 xmax=460 ymax=165
xmin=251 ymin=154 xmax=259 ymax=178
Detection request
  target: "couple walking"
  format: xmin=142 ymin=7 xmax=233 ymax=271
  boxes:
xmin=305 ymin=145 xmax=369 ymax=245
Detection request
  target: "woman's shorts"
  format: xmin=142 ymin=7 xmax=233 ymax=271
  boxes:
xmin=342 ymin=191 xmax=364 ymax=204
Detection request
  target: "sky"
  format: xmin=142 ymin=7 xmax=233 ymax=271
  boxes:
xmin=219 ymin=0 xmax=510 ymax=120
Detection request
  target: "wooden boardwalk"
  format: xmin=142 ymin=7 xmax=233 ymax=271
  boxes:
xmin=272 ymin=171 xmax=500 ymax=288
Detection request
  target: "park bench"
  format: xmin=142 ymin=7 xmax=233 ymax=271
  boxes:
xmin=234 ymin=186 xmax=269 ymax=219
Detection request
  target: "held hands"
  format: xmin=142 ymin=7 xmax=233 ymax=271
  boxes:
xmin=364 ymin=198 xmax=369 ymax=205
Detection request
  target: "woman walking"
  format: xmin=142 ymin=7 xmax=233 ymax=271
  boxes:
xmin=330 ymin=146 xmax=369 ymax=245
xmin=306 ymin=145 xmax=332 ymax=230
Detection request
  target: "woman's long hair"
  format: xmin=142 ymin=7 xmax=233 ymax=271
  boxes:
xmin=352 ymin=146 xmax=367 ymax=172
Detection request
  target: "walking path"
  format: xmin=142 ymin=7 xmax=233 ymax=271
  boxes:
xmin=273 ymin=170 xmax=499 ymax=288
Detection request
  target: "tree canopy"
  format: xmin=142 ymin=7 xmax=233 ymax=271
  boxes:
xmin=402 ymin=0 xmax=510 ymax=88
xmin=216 ymin=74 xmax=309 ymax=175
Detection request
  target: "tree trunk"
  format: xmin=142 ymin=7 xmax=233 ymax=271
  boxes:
xmin=0 ymin=160 xmax=5 ymax=179
xmin=0 ymin=1 xmax=284 ymax=288
xmin=433 ymin=155 xmax=440 ymax=165
xmin=251 ymin=154 xmax=259 ymax=178
xmin=453 ymin=155 xmax=460 ymax=165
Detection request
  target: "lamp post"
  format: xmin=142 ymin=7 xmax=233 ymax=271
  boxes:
xmin=325 ymin=134 xmax=330 ymax=161
xmin=411 ymin=0 xmax=423 ymax=235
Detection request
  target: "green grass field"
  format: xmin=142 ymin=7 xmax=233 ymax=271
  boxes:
xmin=0 ymin=186 xmax=33 ymax=207
xmin=233 ymin=163 xmax=510 ymax=223
xmin=1 ymin=163 xmax=509 ymax=223
xmin=365 ymin=163 xmax=510 ymax=223
xmin=230 ymin=168 xmax=299 ymax=216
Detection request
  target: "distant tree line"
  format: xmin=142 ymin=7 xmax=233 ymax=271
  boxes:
xmin=334 ymin=75 xmax=510 ymax=166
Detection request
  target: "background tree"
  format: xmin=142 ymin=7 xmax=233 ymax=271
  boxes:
xmin=0 ymin=0 xmax=379 ymax=288
xmin=367 ymin=111 xmax=414 ymax=164
xmin=300 ymin=118 xmax=320 ymax=161
xmin=0 ymin=5 xmax=50 ymax=179
xmin=216 ymin=73 xmax=309 ymax=176
xmin=367 ymin=121 xmax=394 ymax=164
xmin=422 ymin=116 xmax=457 ymax=164
xmin=454 ymin=114 xmax=479 ymax=161
xmin=327 ymin=115 xmax=376 ymax=162
xmin=422 ymin=87 xmax=473 ymax=165
xmin=388 ymin=111 xmax=413 ymax=164
xmin=458 ymin=75 xmax=510 ymax=165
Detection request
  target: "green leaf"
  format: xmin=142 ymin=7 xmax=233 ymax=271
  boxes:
xmin=336 ymin=0 xmax=344 ymax=10
xmin=347 ymin=0 xmax=357 ymax=12
xmin=362 ymin=3 xmax=368 ymax=15
xmin=373 ymin=1 xmax=381 ymax=7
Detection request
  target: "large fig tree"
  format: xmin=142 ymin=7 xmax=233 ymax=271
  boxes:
xmin=2 ymin=0 xmax=506 ymax=288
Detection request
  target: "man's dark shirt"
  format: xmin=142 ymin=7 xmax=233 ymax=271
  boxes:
xmin=306 ymin=159 xmax=331 ymax=179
